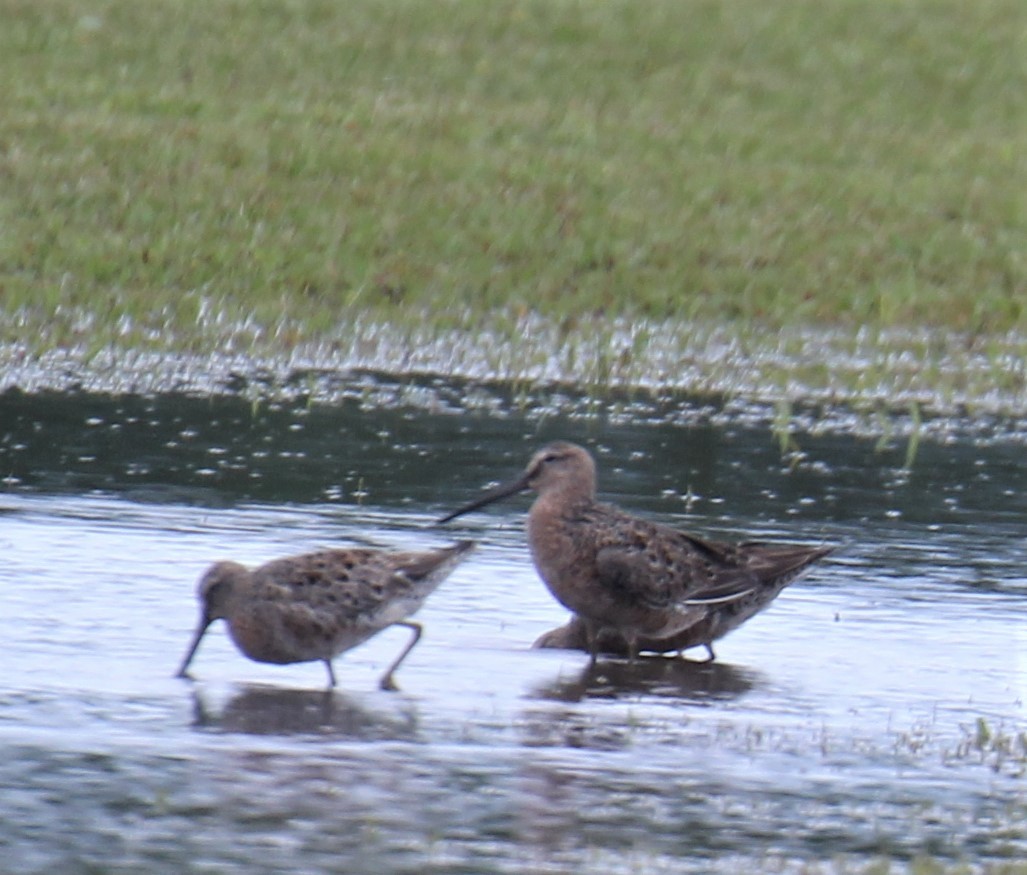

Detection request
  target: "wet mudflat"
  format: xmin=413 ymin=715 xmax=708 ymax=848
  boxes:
xmin=1 ymin=378 xmax=1026 ymax=873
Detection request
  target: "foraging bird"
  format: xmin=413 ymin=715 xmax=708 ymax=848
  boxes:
xmin=438 ymin=441 xmax=831 ymax=661
xmin=176 ymin=541 xmax=475 ymax=690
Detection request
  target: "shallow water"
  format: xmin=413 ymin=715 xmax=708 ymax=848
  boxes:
xmin=2 ymin=382 xmax=1026 ymax=873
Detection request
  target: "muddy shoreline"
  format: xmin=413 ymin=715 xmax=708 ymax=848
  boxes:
xmin=2 ymin=319 xmax=1025 ymax=442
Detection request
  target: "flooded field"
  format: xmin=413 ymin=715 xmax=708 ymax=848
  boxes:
xmin=1 ymin=377 xmax=1026 ymax=873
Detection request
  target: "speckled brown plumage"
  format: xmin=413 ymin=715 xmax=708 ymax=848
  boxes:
xmin=534 ymin=537 xmax=831 ymax=660
xmin=176 ymin=541 xmax=475 ymax=689
xmin=439 ymin=441 xmax=831 ymax=661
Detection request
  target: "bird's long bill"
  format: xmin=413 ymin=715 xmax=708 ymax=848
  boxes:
xmin=436 ymin=472 xmax=531 ymax=523
xmin=175 ymin=616 xmax=212 ymax=678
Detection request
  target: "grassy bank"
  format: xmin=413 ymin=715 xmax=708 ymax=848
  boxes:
xmin=0 ymin=0 xmax=1024 ymax=361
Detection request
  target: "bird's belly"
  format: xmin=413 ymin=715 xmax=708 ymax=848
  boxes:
xmin=227 ymin=611 xmax=343 ymax=665
xmin=228 ymin=616 xmax=314 ymax=665
xmin=530 ymin=545 xmax=648 ymax=628
xmin=528 ymin=545 xmax=708 ymax=640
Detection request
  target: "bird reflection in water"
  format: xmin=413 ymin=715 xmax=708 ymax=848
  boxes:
xmin=189 ymin=684 xmax=419 ymax=740
xmin=533 ymin=654 xmax=757 ymax=705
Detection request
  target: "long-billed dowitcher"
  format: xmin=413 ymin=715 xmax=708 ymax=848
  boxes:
xmin=438 ymin=441 xmax=831 ymax=661
xmin=176 ymin=540 xmax=474 ymax=690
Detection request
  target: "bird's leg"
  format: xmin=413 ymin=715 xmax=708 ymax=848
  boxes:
xmin=324 ymin=659 xmax=338 ymax=688
xmin=579 ymin=620 xmax=607 ymax=665
xmin=379 ymin=622 xmax=423 ymax=691
xmin=703 ymin=643 xmax=716 ymax=663
xmin=627 ymin=634 xmax=639 ymax=664
xmin=583 ymin=620 xmax=600 ymax=666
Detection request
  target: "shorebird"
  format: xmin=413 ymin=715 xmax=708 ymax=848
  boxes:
xmin=438 ymin=441 xmax=831 ymax=661
xmin=531 ymin=543 xmax=824 ymax=662
xmin=176 ymin=541 xmax=475 ymax=690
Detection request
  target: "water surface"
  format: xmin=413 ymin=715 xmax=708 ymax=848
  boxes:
xmin=1 ymin=383 xmax=1026 ymax=873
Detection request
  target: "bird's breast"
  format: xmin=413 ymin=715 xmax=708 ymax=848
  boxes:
xmin=526 ymin=507 xmax=597 ymax=609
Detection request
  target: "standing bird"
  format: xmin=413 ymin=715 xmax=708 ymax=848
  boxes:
xmin=438 ymin=441 xmax=831 ymax=661
xmin=176 ymin=541 xmax=475 ymax=690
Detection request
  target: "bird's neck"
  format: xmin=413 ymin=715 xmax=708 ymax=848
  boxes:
xmin=531 ymin=484 xmax=595 ymax=520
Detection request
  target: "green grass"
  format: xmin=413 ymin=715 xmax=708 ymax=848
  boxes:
xmin=0 ymin=0 xmax=1024 ymax=357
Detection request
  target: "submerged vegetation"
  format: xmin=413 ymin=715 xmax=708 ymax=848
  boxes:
xmin=0 ymin=0 xmax=1024 ymax=409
